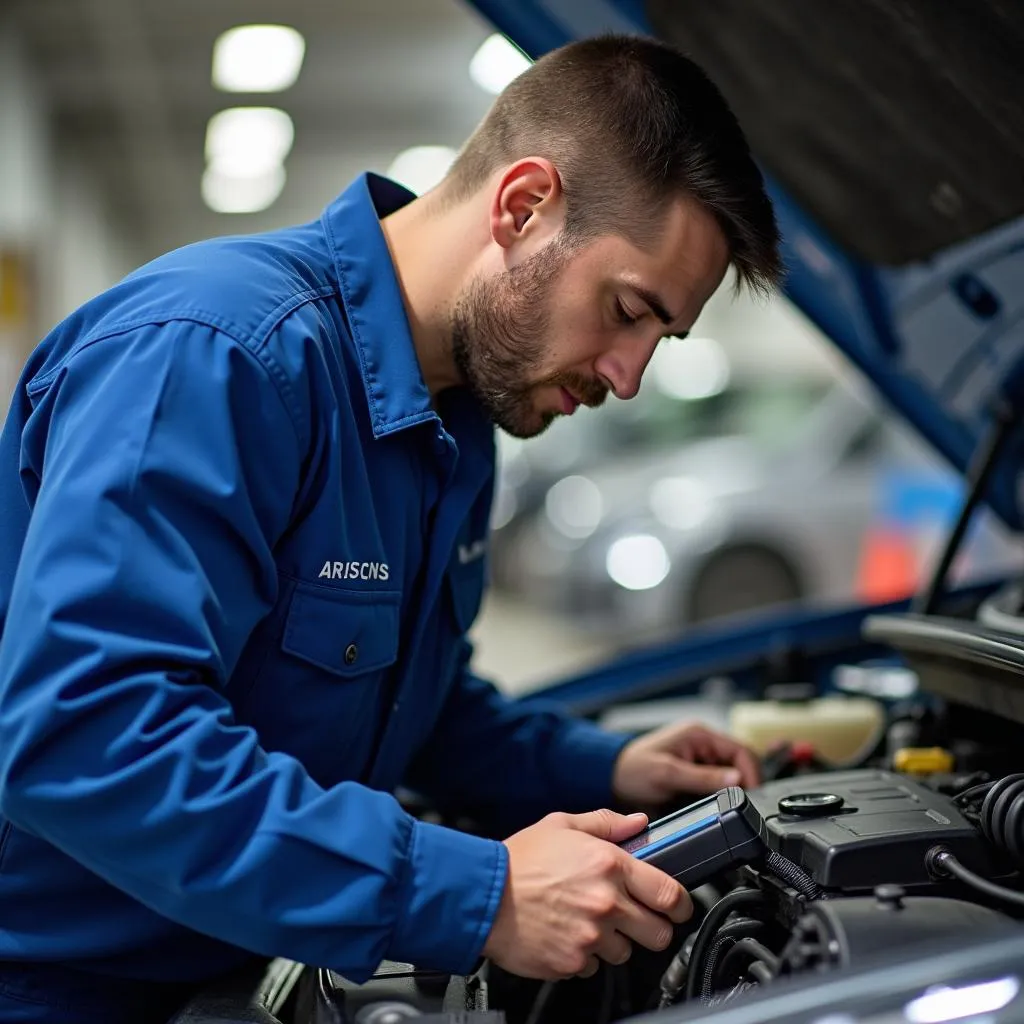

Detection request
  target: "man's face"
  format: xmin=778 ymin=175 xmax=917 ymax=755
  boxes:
xmin=450 ymin=195 xmax=730 ymax=439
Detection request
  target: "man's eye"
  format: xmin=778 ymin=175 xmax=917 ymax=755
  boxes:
xmin=615 ymin=300 xmax=639 ymax=326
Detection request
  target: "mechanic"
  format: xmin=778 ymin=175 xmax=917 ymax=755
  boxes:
xmin=0 ymin=35 xmax=779 ymax=1024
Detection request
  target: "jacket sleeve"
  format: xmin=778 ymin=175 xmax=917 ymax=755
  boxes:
xmin=0 ymin=320 xmax=506 ymax=980
xmin=406 ymin=637 xmax=630 ymax=833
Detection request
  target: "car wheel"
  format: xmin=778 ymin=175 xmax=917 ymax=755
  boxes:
xmin=686 ymin=544 xmax=802 ymax=624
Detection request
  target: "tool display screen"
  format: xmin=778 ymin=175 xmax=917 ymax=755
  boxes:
xmin=620 ymin=798 xmax=719 ymax=854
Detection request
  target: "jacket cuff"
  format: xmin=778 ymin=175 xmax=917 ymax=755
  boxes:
xmin=550 ymin=719 xmax=632 ymax=812
xmin=388 ymin=820 xmax=508 ymax=975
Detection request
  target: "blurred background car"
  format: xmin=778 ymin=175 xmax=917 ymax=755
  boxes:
xmin=489 ymin=338 xmax=1019 ymax=646
xmin=490 ymin=336 xmax=829 ymax=549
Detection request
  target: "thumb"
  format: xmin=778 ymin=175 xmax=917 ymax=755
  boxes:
xmin=672 ymin=762 xmax=742 ymax=795
xmin=568 ymin=808 xmax=649 ymax=842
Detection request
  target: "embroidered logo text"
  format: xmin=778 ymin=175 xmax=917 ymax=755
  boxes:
xmin=319 ymin=560 xmax=390 ymax=582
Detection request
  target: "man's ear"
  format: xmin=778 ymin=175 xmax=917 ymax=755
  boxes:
xmin=489 ymin=158 xmax=564 ymax=252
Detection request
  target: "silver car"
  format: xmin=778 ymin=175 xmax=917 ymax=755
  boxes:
xmin=490 ymin=371 xmax=1014 ymax=644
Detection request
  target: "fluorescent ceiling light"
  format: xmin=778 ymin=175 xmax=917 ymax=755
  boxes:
xmin=202 ymin=165 xmax=286 ymax=214
xmin=212 ymin=25 xmax=306 ymax=93
xmin=205 ymin=107 xmax=294 ymax=177
xmin=386 ymin=145 xmax=458 ymax=195
xmin=469 ymin=34 xmax=532 ymax=95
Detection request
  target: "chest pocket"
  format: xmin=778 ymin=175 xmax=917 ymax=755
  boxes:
xmin=283 ymin=582 xmax=401 ymax=677
xmin=235 ymin=580 xmax=401 ymax=786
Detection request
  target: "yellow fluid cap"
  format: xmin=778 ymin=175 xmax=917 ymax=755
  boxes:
xmin=893 ymin=747 xmax=955 ymax=775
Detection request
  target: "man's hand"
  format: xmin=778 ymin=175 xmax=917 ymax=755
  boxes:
xmin=482 ymin=809 xmax=693 ymax=979
xmin=613 ymin=722 xmax=761 ymax=807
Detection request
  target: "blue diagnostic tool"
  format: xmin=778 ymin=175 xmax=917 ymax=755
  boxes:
xmin=619 ymin=787 xmax=766 ymax=889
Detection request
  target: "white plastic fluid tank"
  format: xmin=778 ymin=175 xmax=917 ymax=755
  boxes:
xmin=728 ymin=696 xmax=885 ymax=766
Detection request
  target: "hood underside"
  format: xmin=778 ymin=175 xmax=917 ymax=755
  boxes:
xmin=646 ymin=0 xmax=1024 ymax=267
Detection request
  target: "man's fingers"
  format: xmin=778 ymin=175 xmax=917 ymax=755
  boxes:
xmin=566 ymin=808 xmax=648 ymax=842
xmin=732 ymin=745 xmax=762 ymax=788
xmin=577 ymin=955 xmax=601 ymax=979
xmin=695 ymin=730 xmax=762 ymax=788
xmin=670 ymin=760 xmax=742 ymax=794
xmin=614 ymin=897 xmax=678 ymax=952
xmin=624 ymin=858 xmax=694 ymax=924
xmin=594 ymin=932 xmax=633 ymax=967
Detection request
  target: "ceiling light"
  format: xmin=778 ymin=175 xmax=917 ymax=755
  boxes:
xmin=469 ymin=34 xmax=532 ymax=95
xmin=386 ymin=146 xmax=458 ymax=195
xmin=544 ymin=476 xmax=604 ymax=540
xmin=202 ymin=165 xmax=286 ymax=214
xmin=205 ymin=108 xmax=294 ymax=177
xmin=605 ymin=534 xmax=671 ymax=591
xmin=212 ymin=25 xmax=306 ymax=93
xmin=653 ymin=337 xmax=731 ymax=401
xmin=649 ymin=477 xmax=715 ymax=531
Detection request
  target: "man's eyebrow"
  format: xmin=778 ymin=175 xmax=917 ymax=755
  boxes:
xmin=630 ymin=285 xmax=677 ymax=327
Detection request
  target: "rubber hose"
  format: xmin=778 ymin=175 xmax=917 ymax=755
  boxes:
xmin=929 ymin=848 xmax=1024 ymax=911
xmin=981 ymin=775 xmax=1024 ymax=863
xmin=699 ymin=920 xmax=767 ymax=1001
xmin=717 ymin=937 xmax=781 ymax=987
xmin=684 ymin=890 xmax=766 ymax=1002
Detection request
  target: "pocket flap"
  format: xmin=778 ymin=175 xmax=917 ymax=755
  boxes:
xmin=282 ymin=583 xmax=401 ymax=678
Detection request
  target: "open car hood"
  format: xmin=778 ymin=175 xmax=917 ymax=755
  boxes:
xmin=467 ymin=0 xmax=1024 ymax=528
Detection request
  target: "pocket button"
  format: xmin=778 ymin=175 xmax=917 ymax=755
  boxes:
xmin=344 ymin=643 xmax=359 ymax=666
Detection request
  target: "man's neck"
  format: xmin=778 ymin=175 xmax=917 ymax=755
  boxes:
xmin=380 ymin=191 xmax=484 ymax=397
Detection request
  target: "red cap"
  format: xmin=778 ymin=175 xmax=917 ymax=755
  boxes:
xmin=790 ymin=741 xmax=817 ymax=764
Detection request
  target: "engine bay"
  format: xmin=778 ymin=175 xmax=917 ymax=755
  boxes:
xmin=264 ymin=693 xmax=1024 ymax=1024
xmin=474 ymin=765 xmax=1024 ymax=1023
xmin=643 ymin=766 xmax=1024 ymax=1014
xmin=474 ymin=757 xmax=1024 ymax=1023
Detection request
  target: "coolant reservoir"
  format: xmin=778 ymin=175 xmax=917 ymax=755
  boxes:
xmin=729 ymin=696 xmax=885 ymax=766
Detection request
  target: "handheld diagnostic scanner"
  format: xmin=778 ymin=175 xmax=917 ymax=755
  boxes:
xmin=618 ymin=787 xmax=765 ymax=889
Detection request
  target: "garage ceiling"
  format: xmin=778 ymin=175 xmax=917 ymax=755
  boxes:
xmin=6 ymin=0 xmax=497 ymax=259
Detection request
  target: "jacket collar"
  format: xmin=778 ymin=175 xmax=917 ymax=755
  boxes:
xmin=321 ymin=172 xmax=435 ymax=438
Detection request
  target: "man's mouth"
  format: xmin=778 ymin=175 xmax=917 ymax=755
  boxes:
xmin=559 ymin=387 xmax=580 ymax=415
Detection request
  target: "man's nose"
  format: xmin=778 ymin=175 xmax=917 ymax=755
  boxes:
xmin=594 ymin=337 xmax=659 ymax=401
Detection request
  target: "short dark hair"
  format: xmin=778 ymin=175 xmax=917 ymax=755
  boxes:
xmin=444 ymin=34 xmax=782 ymax=296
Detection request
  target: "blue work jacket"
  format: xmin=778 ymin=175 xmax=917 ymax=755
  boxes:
xmin=0 ymin=174 xmax=627 ymax=1000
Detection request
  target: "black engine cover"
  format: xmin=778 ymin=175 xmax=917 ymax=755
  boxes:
xmin=785 ymin=894 xmax=1013 ymax=973
xmin=748 ymin=769 xmax=1003 ymax=892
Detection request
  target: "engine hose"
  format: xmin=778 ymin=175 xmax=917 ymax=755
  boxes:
xmin=980 ymin=775 xmax=1024 ymax=863
xmin=747 ymin=960 xmax=773 ymax=985
xmin=766 ymin=850 xmax=825 ymax=900
xmin=682 ymin=889 xmax=766 ymax=1003
xmin=928 ymin=847 xmax=1024 ymax=911
xmin=699 ymin=935 xmax=740 ymax=1002
xmin=696 ymin=920 xmax=767 ymax=1002
xmin=717 ymin=938 xmax=781 ymax=986
xmin=955 ymin=779 xmax=998 ymax=807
